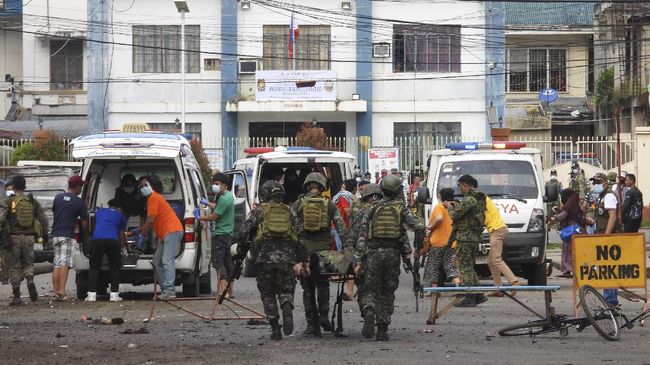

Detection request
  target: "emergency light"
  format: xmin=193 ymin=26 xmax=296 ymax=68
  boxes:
xmin=243 ymin=146 xmax=315 ymax=155
xmin=445 ymin=142 xmax=526 ymax=150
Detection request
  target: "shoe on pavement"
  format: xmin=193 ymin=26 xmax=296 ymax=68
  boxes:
xmin=281 ymin=303 xmax=294 ymax=336
xmin=362 ymin=309 xmax=375 ymax=339
xmin=9 ymin=295 xmax=22 ymax=306
xmin=85 ymin=292 xmax=97 ymax=302
xmin=475 ymin=294 xmax=488 ymax=305
xmin=27 ymin=282 xmax=38 ymax=302
xmin=376 ymin=324 xmax=389 ymax=341
xmin=319 ymin=315 xmax=333 ymax=332
xmin=454 ymin=295 xmax=477 ymax=307
xmin=110 ymin=292 xmax=123 ymax=302
xmin=158 ymin=291 xmax=176 ymax=300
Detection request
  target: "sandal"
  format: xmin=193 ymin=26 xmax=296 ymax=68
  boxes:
xmin=510 ymin=281 xmax=521 ymax=297
xmin=53 ymin=293 xmax=70 ymax=302
xmin=487 ymin=292 xmax=504 ymax=298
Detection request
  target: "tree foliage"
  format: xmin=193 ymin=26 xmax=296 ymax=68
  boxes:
xmin=190 ymin=139 xmax=212 ymax=187
xmin=594 ymin=68 xmax=614 ymax=108
xmin=10 ymin=130 xmax=65 ymax=165
xmin=295 ymin=122 xmax=334 ymax=150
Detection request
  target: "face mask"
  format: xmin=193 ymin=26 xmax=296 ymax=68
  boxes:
xmin=5 ymin=190 xmax=14 ymax=197
xmin=140 ymin=184 xmax=153 ymax=197
xmin=212 ymin=184 xmax=221 ymax=194
xmin=356 ymin=177 xmax=361 ymax=182
xmin=591 ymin=184 xmax=604 ymax=194
xmin=572 ymin=169 xmax=578 ymax=174
xmin=124 ymin=186 xmax=135 ymax=194
xmin=550 ymin=175 xmax=557 ymax=180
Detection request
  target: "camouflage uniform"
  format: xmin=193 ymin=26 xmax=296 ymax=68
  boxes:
xmin=355 ymin=178 xmax=424 ymax=340
xmin=449 ymin=187 xmax=486 ymax=288
xmin=569 ymin=172 xmax=587 ymax=199
xmin=291 ymin=174 xmax=347 ymax=334
xmin=0 ymin=192 xmax=48 ymax=305
xmin=544 ymin=178 xmax=562 ymax=214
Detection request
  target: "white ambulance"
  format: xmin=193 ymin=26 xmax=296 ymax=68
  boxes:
xmin=417 ymin=141 xmax=548 ymax=285
xmin=69 ymin=132 xmax=212 ymax=298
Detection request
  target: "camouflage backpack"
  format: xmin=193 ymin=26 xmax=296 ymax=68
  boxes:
xmin=255 ymin=202 xmax=296 ymax=243
xmin=11 ymin=194 xmax=35 ymax=229
xmin=370 ymin=202 xmax=402 ymax=239
xmin=301 ymin=196 xmax=329 ymax=232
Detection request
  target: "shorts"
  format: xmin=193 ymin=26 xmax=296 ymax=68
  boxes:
xmin=211 ymin=235 xmax=233 ymax=279
xmin=53 ymin=237 xmax=77 ymax=268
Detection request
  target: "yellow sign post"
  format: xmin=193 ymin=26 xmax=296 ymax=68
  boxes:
xmin=572 ymin=233 xmax=647 ymax=316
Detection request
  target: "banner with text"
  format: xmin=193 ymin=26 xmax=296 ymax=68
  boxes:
xmin=572 ymin=233 xmax=647 ymax=289
xmin=368 ymin=147 xmax=399 ymax=179
xmin=255 ymin=70 xmax=337 ymax=101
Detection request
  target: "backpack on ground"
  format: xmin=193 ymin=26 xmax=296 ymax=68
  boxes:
xmin=301 ymin=196 xmax=330 ymax=232
xmin=370 ymin=203 xmax=403 ymax=239
xmin=11 ymin=194 xmax=35 ymax=229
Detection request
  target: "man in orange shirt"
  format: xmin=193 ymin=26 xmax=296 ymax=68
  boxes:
xmin=138 ymin=175 xmax=183 ymax=300
xmin=420 ymin=188 xmax=460 ymax=288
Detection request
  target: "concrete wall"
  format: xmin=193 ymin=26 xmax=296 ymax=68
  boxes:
xmin=371 ymin=1 xmax=487 ymax=142
xmin=107 ymin=0 xmax=221 ymax=140
xmin=0 ymin=28 xmax=23 ymax=116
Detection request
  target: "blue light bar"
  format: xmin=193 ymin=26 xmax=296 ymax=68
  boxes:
xmin=286 ymin=146 xmax=315 ymax=151
xmin=445 ymin=142 xmax=479 ymax=150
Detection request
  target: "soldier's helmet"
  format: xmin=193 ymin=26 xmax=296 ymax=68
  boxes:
xmin=361 ymin=183 xmax=383 ymax=200
xmin=606 ymin=171 xmax=617 ymax=184
xmin=303 ymin=172 xmax=327 ymax=190
xmin=380 ymin=174 xmax=403 ymax=194
xmin=261 ymin=180 xmax=285 ymax=201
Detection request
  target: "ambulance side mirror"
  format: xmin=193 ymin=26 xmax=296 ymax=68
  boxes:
xmin=416 ymin=187 xmax=431 ymax=204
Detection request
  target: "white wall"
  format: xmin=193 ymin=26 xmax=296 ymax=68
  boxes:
xmin=107 ymin=0 xmax=221 ymax=139
xmin=371 ymin=1 xmax=487 ymax=140
xmin=0 ymin=28 xmax=23 ymax=116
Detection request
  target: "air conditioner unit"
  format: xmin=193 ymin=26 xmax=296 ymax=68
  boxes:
xmin=238 ymin=60 xmax=258 ymax=74
xmin=372 ymin=43 xmax=390 ymax=58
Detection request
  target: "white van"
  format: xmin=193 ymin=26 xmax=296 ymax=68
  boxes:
xmin=69 ymin=132 xmax=212 ymax=299
xmin=418 ymin=142 xmax=547 ymax=285
xmin=226 ymin=146 xmax=355 ymax=276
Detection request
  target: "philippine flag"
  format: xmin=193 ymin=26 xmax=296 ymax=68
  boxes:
xmin=288 ymin=12 xmax=299 ymax=60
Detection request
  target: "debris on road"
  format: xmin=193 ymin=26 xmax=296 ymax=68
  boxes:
xmin=120 ymin=327 xmax=149 ymax=335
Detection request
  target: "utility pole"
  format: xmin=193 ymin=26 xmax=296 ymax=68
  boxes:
xmin=87 ymin=0 xmax=109 ymax=134
xmin=485 ymin=1 xmax=505 ymax=140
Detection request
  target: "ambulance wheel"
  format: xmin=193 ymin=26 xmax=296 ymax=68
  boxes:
xmin=525 ymin=263 xmax=547 ymax=286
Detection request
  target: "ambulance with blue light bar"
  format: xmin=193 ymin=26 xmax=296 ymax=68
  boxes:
xmin=418 ymin=141 xmax=548 ymax=285
xmin=69 ymin=131 xmax=212 ymax=298
xmin=226 ymin=146 xmax=355 ymax=276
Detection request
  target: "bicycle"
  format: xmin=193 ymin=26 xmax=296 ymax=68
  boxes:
xmin=499 ymin=285 xmax=650 ymax=341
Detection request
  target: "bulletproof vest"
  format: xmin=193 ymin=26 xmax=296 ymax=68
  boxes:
xmin=255 ymin=202 xmax=296 ymax=243
xmin=545 ymin=181 xmax=560 ymax=202
xmin=10 ymin=194 xmax=35 ymax=229
xmin=301 ymin=196 xmax=329 ymax=232
xmin=370 ymin=202 xmax=403 ymax=239
xmin=596 ymin=189 xmax=621 ymax=233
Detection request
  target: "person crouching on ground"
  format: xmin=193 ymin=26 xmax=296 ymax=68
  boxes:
xmin=420 ymin=188 xmax=460 ymax=291
xmin=85 ymin=199 xmax=128 ymax=302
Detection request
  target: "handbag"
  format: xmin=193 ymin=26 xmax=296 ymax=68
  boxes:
xmin=560 ymin=224 xmax=582 ymax=242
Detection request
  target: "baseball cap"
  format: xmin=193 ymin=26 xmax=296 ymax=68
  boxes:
xmin=589 ymin=172 xmax=607 ymax=183
xmin=68 ymin=175 xmax=86 ymax=187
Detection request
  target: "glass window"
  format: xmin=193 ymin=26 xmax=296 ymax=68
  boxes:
xmin=263 ymin=25 xmax=331 ymax=70
xmin=393 ymin=25 xmax=461 ymax=73
xmin=507 ymin=49 xmax=567 ymax=92
xmin=436 ymin=160 xmax=539 ymax=199
xmin=50 ymin=40 xmax=83 ymax=90
xmin=132 ymin=25 xmax=200 ymax=73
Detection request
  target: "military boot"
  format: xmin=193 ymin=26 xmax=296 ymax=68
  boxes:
xmin=26 ymin=276 xmax=38 ymax=302
xmin=376 ymin=324 xmax=389 ymax=341
xmin=9 ymin=287 xmax=22 ymax=306
xmin=269 ymin=317 xmax=282 ymax=341
xmin=281 ymin=302 xmax=294 ymax=336
xmin=475 ymin=293 xmax=488 ymax=305
xmin=454 ymin=294 xmax=477 ymax=307
xmin=317 ymin=285 xmax=332 ymax=332
xmin=362 ymin=308 xmax=375 ymax=339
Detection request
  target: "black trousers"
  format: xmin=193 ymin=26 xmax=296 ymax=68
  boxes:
xmin=89 ymin=239 xmax=122 ymax=292
xmin=623 ymin=219 xmax=641 ymax=233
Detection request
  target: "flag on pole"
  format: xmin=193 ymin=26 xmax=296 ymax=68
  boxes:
xmin=288 ymin=12 xmax=299 ymax=60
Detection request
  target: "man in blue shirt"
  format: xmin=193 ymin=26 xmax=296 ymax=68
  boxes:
xmin=51 ymin=175 xmax=89 ymax=302
xmin=86 ymin=199 xmax=127 ymax=302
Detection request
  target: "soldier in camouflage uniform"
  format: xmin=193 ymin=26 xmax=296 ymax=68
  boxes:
xmin=291 ymin=172 xmax=347 ymax=336
xmin=448 ymin=174 xmax=487 ymax=308
xmin=569 ymin=162 xmax=586 ymax=199
xmin=238 ymin=181 xmax=307 ymax=340
xmin=354 ymin=175 xmax=424 ymax=341
xmin=0 ymin=175 xmax=48 ymax=305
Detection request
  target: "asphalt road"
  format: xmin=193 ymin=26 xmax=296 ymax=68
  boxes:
xmin=1 ymin=268 xmax=649 ymax=365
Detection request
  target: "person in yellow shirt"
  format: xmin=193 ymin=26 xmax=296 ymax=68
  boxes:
xmin=419 ymin=188 xmax=461 ymax=288
xmin=484 ymin=196 xmax=520 ymax=296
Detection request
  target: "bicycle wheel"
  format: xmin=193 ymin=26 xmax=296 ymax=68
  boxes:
xmin=498 ymin=318 xmax=559 ymax=337
xmin=579 ymin=285 xmax=620 ymax=341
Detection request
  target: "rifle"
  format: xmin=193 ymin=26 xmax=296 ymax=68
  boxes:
xmin=402 ymin=257 xmax=422 ymax=312
xmin=307 ymin=252 xmax=322 ymax=337
xmin=218 ymin=232 xmax=252 ymax=304
xmin=330 ymin=266 xmax=354 ymax=337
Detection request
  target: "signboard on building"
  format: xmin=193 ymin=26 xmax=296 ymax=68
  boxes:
xmin=368 ymin=147 xmax=399 ymax=179
xmin=255 ymin=70 xmax=337 ymax=101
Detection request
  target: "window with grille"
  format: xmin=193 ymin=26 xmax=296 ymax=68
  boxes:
xmin=507 ymin=48 xmax=567 ymax=92
xmin=393 ymin=25 xmax=461 ymax=73
xmin=262 ymin=25 xmax=331 ymax=70
xmin=132 ymin=25 xmax=200 ymax=73
xmin=393 ymin=122 xmax=461 ymax=141
xmin=50 ymin=40 xmax=83 ymax=90
xmin=148 ymin=122 xmax=202 ymax=141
